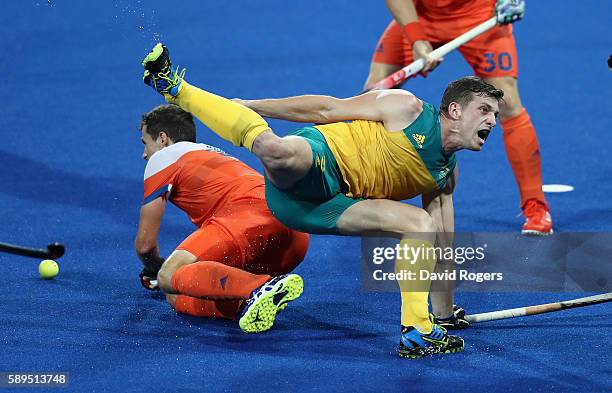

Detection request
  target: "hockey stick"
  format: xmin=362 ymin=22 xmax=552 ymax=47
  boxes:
xmin=466 ymin=293 xmax=612 ymax=324
xmin=0 ymin=241 xmax=65 ymax=259
xmin=365 ymin=16 xmax=498 ymax=92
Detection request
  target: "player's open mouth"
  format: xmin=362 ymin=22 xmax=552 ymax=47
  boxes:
xmin=477 ymin=129 xmax=491 ymax=142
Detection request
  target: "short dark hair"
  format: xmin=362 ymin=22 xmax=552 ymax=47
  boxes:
xmin=440 ymin=76 xmax=504 ymax=117
xmin=140 ymin=104 xmax=196 ymax=143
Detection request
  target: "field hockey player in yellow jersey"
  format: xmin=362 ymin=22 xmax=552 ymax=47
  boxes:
xmin=141 ymin=43 xmax=503 ymax=359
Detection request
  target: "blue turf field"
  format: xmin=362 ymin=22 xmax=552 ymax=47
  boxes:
xmin=1 ymin=1 xmax=611 ymax=392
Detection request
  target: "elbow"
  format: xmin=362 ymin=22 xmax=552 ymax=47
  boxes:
xmin=314 ymin=96 xmax=340 ymax=124
xmin=317 ymin=110 xmax=335 ymax=124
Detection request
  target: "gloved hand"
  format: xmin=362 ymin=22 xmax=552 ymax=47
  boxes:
xmin=496 ymin=0 xmax=525 ymax=24
xmin=139 ymin=266 xmax=160 ymax=291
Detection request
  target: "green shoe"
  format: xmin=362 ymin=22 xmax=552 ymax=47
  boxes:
xmin=142 ymin=43 xmax=185 ymax=97
xmin=238 ymin=274 xmax=304 ymax=333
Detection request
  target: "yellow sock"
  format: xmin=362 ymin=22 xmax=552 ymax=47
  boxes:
xmin=396 ymin=238 xmax=436 ymax=333
xmin=166 ymin=82 xmax=270 ymax=151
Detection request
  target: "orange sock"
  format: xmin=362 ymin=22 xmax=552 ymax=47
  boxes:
xmin=501 ymin=109 xmax=547 ymax=208
xmin=171 ymin=261 xmax=271 ymax=300
xmin=174 ymin=295 xmax=242 ymax=320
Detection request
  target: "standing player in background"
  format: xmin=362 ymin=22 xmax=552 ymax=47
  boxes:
xmin=364 ymin=0 xmax=553 ymax=235
xmin=135 ymin=104 xmax=309 ymax=333
xmin=141 ymin=44 xmax=505 ymax=358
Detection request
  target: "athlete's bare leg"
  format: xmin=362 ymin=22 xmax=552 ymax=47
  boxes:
xmin=251 ymin=132 xmax=313 ymax=189
xmin=485 ymin=75 xmax=549 ymax=231
xmin=157 ymin=250 xmax=197 ymax=293
xmin=336 ymin=199 xmax=438 ymax=333
xmin=165 ymin=293 xmax=178 ymax=308
xmin=336 ymin=199 xmax=436 ymax=237
xmin=430 ymin=259 xmax=455 ymax=317
xmin=363 ymin=62 xmax=402 ymax=91
xmin=484 ymin=76 xmax=523 ymax=119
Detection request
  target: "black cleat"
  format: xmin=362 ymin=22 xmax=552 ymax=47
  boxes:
xmin=435 ymin=305 xmax=470 ymax=330
xmin=141 ymin=43 xmax=185 ymax=97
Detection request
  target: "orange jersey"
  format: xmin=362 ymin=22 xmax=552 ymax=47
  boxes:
xmin=144 ymin=142 xmax=309 ymax=274
xmin=415 ymin=0 xmax=495 ymax=23
xmin=143 ymin=142 xmax=264 ymax=227
xmin=373 ymin=0 xmax=517 ymax=78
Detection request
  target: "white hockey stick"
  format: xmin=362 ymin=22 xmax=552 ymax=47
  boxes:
xmin=466 ymin=293 xmax=612 ymax=324
xmin=366 ymin=16 xmax=498 ymax=91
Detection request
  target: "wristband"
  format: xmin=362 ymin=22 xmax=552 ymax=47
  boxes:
xmin=402 ymin=21 xmax=427 ymax=44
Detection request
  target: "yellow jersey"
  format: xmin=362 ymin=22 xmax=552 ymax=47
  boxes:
xmin=314 ymin=102 xmax=456 ymax=200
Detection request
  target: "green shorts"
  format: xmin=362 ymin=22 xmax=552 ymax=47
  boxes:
xmin=264 ymin=127 xmax=362 ymax=234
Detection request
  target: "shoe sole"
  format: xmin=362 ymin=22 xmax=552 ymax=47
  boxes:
xmin=398 ymin=345 xmax=464 ymax=359
xmin=522 ymin=228 xmax=554 ymax=236
xmin=398 ymin=337 xmax=465 ymax=359
xmin=238 ymin=275 xmax=303 ymax=333
xmin=142 ymin=43 xmax=164 ymax=67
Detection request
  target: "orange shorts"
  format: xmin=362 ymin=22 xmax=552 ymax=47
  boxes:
xmin=372 ymin=18 xmax=519 ymax=79
xmin=176 ymin=198 xmax=309 ymax=276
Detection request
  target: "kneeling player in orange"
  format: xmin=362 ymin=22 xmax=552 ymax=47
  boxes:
xmin=134 ymin=104 xmax=309 ymax=333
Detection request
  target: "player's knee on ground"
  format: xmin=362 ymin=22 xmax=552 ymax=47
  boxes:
xmin=157 ymin=250 xmax=197 ymax=293
xmin=165 ymin=293 xmax=177 ymax=309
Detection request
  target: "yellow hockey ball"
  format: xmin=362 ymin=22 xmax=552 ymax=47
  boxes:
xmin=39 ymin=259 xmax=59 ymax=279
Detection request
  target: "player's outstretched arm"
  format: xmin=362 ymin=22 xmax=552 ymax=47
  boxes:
xmin=238 ymin=89 xmax=423 ymax=129
xmin=135 ymin=197 xmax=167 ymax=289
